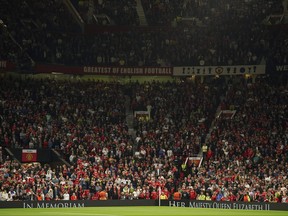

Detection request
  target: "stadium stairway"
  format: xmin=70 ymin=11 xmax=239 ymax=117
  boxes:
xmin=124 ymin=95 xmax=137 ymax=154
xmin=135 ymin=0 xmax=148 ymax=26
xmin=201 ymin=94 xmax=226 ymax=157
xmin=125 ymin=95 xmax=136 ymax=139
xmin=50 ymin=149 xmax=71 ymax=167
xmin=4 ymin=147 xmax=21 ymax=164
xmin=63 ymin=0 xmax=85 ymax=31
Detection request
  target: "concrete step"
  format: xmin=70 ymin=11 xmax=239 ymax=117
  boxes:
xmin=135 ymin=0 xmax=148 ymax=26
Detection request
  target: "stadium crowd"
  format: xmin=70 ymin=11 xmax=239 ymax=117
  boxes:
xmin=0 ymin=76 xmax=287 ymax=202
xmin=0 ymin=0 xmax=287 ymax=204
xmin=73 ymin=0 xmax=139 ymax=26
xmin=141 ymin=0 xmax=284 ymax=26
xmin=0 ymin=0 xmax=287 ymax=68
xmin=204 ymin=77 xmax=288 ymax=203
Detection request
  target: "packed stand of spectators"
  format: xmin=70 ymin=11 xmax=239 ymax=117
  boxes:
xmin=0 ymin=76 xmax=128 ymax=151
xmin=1 ymin=0 xmax=287 ymax=67
xmin=204 ymin=77 xmax=288 ymax=203
xmin=266 ymin=28 xmax=288 ymax=65
xmin=72 ymin=0 xmax=139 ymax=26
xmin=1 ymin=76 xmax=287 ymax=202
xmin=0 ymin=26 xmax=271 ymax=67
xmin=129 ymin=80 xmax=222 ymax=159
xmin=0 ymin=76 xmax=219 ymax=201
xmin=0 ymin=0 xmax=288 ymax=203
xmin=141 ymin=0 xmax=184 ymax=26
xmin=141 ymin=0 xmax=284 ymax=26
xmin=0 ymin=0 xmax=79 ymax=67
xmin=0 ymin=23 xmax=31 ymax=70
xmin=0 ymin=76 xmax=133 ymax=201
xmin=141 ymin=0 xmax=284 ymax=65
xmin=0 ymin=0 xmax=79 ymax=33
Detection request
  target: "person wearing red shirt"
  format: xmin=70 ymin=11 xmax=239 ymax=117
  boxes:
xmin=70 ymin=192 xmax=78 ymax=200
xmin=206 ymin=148 xmax=213 ymax=160
xmin=91 ymin=192 xmax=99 ymax=200
xmin=145 ymin=190 xmax=150 ymax=199
xmin=150 ymin=189 xmax=158 ymax=200
xmin=227 ymin=192 xmax=237 ymax=201
xmin=211 ymin=191 xmax=218 ymax=201
xmin=189 ymin=188 xmax=197 ymax=200
xmin=163 ymin=188 xmax=170 ymax=199
xmin=138 ymin=190 xmax=145 ymax=199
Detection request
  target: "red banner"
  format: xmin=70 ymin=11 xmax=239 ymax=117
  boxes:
xmin=22 ymin=149 xmax=37 ymax=162
xmin=0 ymin=60 xmax=15 ymax=71
xmin=34 ymin=63 xmax=173 ymax=75
xmin=83 ymin=66 xmax=173 ymax=75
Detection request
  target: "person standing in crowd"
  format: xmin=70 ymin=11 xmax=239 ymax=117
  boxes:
xmin=202 ymin=143 xmax=208 ymax=160
xmin=63 ymin=190 xmax=70 ymax=200
xmin=99 ymin=190 xmax=108 ymax=200
xmin=197 ymin=191 xmax=206 ymax=200
xmin=173 ymin=189 xmax=182 ymax=200
xmin=70 ymin=192 xmax=78 ymax=200
xmin=189 ymin=187 xmax=197 ymax=200
xmin=160 ymin=191 xmax=168 ymax=200
xmin=205 ymin=192 xmax=211 ymax=201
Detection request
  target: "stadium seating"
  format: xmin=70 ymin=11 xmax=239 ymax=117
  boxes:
xmin=0 ymin=0 xmax=287 ymax=203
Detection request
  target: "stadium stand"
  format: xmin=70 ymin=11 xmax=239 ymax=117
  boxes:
xmin=72 ymin=0 xmax=139 ymax=25
xmin=0 ymin=0 xmax=287 ymax=203
xmin=0 ymin=76 xmax=287 ymax=202
xmin=1 ymin=0 xmax=287 ymax=67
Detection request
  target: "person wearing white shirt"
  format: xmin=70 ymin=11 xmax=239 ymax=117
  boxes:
xmin=63 ymin=191 xmax=70 ymax=200
xmin=167 ymin=149 xmax=173 ymax=158
xmin=1 ymin=190 xmax=8 ymax=201
xmin=102 ymin=147 xmax=108 ymax=156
